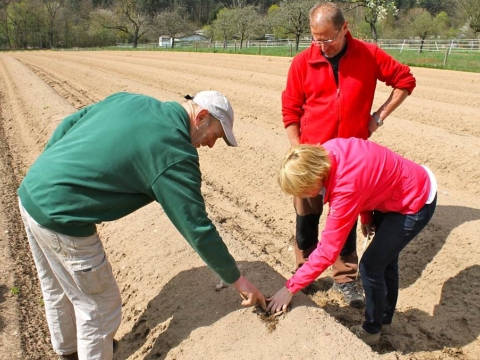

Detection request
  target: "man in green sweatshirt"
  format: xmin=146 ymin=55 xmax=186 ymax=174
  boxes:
xmin=18 ymin=91 xmax=266 ymax=360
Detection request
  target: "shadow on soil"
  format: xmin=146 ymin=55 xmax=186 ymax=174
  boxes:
xmin=376 ymin=264 xmax=480 ymax=355
xmin=116 ymin=260 xmax=316 ymax=360
xmin=116 ymin=204 xmax=480 ymax=358
xmin=378 ymin=204 xmax=480 ymax=355
xmin=317 ymin=204 xmax=480 ymax=355
xmin=398 ymin=205 xmax=480 ymax=289
xmin=0 ymin=284 xmax=7 ymax=332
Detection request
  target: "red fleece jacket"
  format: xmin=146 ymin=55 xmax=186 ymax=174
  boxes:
xmin=282 ymin=32 xmax=416 ymax=145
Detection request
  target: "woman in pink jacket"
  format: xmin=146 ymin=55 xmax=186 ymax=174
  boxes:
xmin=267 ymin=138 xmax=437 ymax=345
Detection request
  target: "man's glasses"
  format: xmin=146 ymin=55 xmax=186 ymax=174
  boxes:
xmin=311 ymin=27 xmax=342 ymax=46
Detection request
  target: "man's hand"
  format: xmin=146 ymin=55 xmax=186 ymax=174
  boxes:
xmin=361 ymin=222 xmax=376 ymax=237
xmin=233 ymin=275 xmax=266 ymax=310
xmin=266 ymin=286 xmax=293 ymax=314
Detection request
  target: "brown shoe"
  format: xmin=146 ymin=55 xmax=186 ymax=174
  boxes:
xmin=381 ymin=323 xmax=392 ymax=333
xmin=350 ymin=325 xmax=380 ymax=345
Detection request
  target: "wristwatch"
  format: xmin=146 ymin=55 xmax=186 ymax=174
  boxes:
xmin=373 ymin=113 xmax=383 ymax=127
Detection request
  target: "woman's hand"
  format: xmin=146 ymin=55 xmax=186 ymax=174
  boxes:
xmin=266 ymin=286 xmax=293 ymax=314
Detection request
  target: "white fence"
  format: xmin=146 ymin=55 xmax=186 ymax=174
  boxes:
xmin=148 ymin=38 xmax=480 ymax=53
xmin=369 ymin=38 xmax=480 ymax=53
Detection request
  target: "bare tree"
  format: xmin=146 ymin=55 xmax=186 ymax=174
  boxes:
xmin=95 ymin=0 xmax=150 ymax=48
xmin=29 ymin=0 xmax=48 ymax=48
xmin=230 ymin=5 xmax=258 ymax=49
xmin=212 ymin=7 xmax=234 ymax=49
xmin=270 ymin=0 xmax=315 ymax=51
xmin=6 ymin=0 xmax=38 ymax=48
xmin=59 ymin=0 xmax=93 ymax=48
xmin=42 ymin=0 xmax=64 ymax=47
xmin=406 ymin=7 xmax=435 ymax=53
xmin=0 ymin=4 xmax=11 ymax=48
xmin=154 ymin=6 xmax=192 ymax=49
xmin=1 ymin=0 xmax=476 ymax=49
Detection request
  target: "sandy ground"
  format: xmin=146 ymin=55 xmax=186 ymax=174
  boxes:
xmin=0 ymin=50 xmax=479 ymax=360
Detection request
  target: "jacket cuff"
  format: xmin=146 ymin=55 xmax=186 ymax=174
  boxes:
xmin=283 ymin=117 xmax=300 ymax=129
xmin=360 ymin=211 xmax=373 ymax=224
xmin=285 ymin=277 xmax=302 ymax=294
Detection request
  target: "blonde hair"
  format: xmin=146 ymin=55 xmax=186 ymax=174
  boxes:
xmin=278 ymin=144 xmax=331 ymax=197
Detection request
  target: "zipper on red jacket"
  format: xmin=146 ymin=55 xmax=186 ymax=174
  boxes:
xmin=336 ymin=87 xmax=341 ymax=126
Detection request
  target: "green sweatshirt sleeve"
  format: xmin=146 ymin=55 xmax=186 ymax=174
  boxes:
xmin=45 ymin=105 xmax=93 ymax=149
xmin=150 ymin=157 xmax=241 ymax=284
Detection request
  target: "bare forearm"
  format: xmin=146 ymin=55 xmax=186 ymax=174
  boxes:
xmin=374 ymin=88 xmax=409 ymax=122
xmin=286 ymin=123 xmax=300 ymax=146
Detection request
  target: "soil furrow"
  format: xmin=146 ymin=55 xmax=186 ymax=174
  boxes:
xmin=16 ymin=62 xmax=96 ymax=110
xmin=0 ymin=50 xmax=478 ymax=360
xmin=0 ymin=91 xmax=54 ymax=359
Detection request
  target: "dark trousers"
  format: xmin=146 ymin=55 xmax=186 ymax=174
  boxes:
xmin=293 ymin=194 xmax=358 ymax=283
xmin=360 ymin=195 xmax=437 ymax=334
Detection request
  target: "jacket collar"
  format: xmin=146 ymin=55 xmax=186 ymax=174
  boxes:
xmin=307 ymin=30 xmax=355 ymax=65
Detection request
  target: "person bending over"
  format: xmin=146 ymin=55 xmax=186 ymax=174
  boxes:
xmin=267 ymin=138 xmax=437 ymax=345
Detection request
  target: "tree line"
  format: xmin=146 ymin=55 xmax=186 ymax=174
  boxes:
xmin=0 ymin=0 xmax=478 ymax=50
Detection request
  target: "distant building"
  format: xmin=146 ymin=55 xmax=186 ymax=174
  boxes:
xmin=178 ymin=34 xmax=209 ymax=42
xmin=158 ymin=36 xmax=172 ymax=47
xmin=159 ymin=32 xmax=209 ymax=48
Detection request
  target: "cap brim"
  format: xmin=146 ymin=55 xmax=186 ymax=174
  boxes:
xmin=221 ymin=125 xmax=238 ymax=147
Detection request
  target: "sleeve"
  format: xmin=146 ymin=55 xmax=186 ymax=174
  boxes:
xmin=286 ymin=191 xmax=362 ymax=293
xmin=150 ymin=157 xmax=241 ymax=284
xmin=281 ymin=56 xmax=306 ymax=129
xmin=360 ymin=210 xmax=373 ymax=224
xmin=375 ymin=47 xmax=416 ymax=95
xmin=44 ymin=104 xmax=94 ymax=150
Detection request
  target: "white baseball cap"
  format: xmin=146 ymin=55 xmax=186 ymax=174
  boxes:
xmin=185 ymin=91 xmax=237 ymax=147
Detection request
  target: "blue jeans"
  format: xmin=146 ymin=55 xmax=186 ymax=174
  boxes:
xmin=360 ymin=195 xmax=437 ymax=334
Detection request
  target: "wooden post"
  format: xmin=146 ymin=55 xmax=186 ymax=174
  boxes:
xmin=443 ymin=40 xmax=453 ymax=67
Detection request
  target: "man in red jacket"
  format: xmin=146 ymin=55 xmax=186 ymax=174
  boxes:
xmin=282 ymin=2 xmax=416 ymax=307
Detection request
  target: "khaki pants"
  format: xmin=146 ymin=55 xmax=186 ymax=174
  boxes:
xmin=19 ymin=199 xmax=121 ymax=359
xmin=293 ymin=194 xmax=358 ymax=283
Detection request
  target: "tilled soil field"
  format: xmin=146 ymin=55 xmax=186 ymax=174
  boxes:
xmin=0 ymin=50 xmax=479 ymax=360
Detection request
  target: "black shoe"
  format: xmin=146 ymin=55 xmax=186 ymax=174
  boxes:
xmin=58 ymin=339 xmax=117 ymax=360
xmin=58 ymin=353 xmax=78 ymax=360
xmin=332 ymin=281 xmax=365 ymax=308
